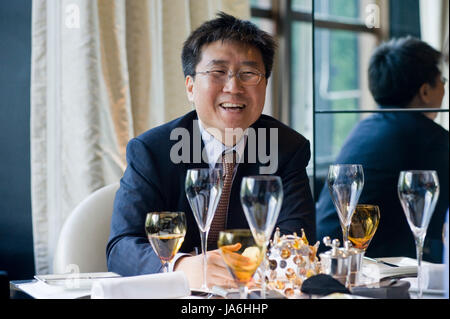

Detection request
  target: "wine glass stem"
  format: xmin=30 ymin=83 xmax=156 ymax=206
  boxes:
xmin=260 ymin=253 xmax=267 ymax=299
xmin=162 ymin=262 xmax=169 ymax=273
xmin=415 ymin=237 xmax=424 ymax=299
xmin=342 ymin=225 xmax=349 ymax=245
xmin=239 ymin=285 xmax=248 ymax=299
xmin=200 ymin=230 xmax=208 ymax=290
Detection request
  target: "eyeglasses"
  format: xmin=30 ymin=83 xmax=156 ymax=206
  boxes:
xmin=194 ymin=69 xmax=265 ymax=86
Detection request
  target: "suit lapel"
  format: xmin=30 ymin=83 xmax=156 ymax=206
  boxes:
xmin=180 ymin=111 xmax=209 ymax=172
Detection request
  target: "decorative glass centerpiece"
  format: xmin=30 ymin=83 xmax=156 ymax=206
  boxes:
xmin=264 ymin=228 xmax=321 ymax=298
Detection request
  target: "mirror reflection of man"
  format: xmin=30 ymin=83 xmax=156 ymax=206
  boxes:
xmin=107 ymin=13 xmax=315 ymax=289
xmin=316 ymin=37 xmax=449 ymax=263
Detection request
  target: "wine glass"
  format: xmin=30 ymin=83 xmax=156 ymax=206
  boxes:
xmin=185 ymin=168 xmax=223 ymax=291
xmin=240 ymin=175 xmax=283 ymax=298
xmin=217 ymin=229 xmax=265 ymax=299
xmin=328 ymin=164 xmax=364 ymax=246
xmin=145 ymin=211 xmax=187 ymax=273
xmin=348 ymin=204 xmax=380 ymax=252
xmin=398 ymin=170 xmax=439 ymax=299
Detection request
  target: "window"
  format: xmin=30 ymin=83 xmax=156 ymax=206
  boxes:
xmin=251 ymin=0 xmax=382 ymax=197
xmin=251 ymin=0 xmax=449 ymax=199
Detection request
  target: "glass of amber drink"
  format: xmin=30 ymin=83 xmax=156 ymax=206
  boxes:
xmin=348 ymin=204 xmax=380 ymax=251
xmin=218 ymin=229 xmax=265 ymax=299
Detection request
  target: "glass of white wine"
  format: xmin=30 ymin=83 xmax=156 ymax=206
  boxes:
xmin=145 ymin=211 xmax=187 ymax=273
xmin=218 ymin=229 xmax=265 ymax=299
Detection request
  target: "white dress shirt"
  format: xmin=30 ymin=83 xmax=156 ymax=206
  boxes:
xmin=198 ymin=119 xmax=247 ymax=170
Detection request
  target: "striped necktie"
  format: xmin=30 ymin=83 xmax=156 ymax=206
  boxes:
xmin=208 ymin=150 xmax=237 ymax=249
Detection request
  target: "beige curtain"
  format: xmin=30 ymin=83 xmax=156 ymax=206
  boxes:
xmin=30 ymin=0 xmax=250 ymax=275
xmin=420 ymin=0 xmax=449 ymax=130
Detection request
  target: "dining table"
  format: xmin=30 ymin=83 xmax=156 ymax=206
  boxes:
xmin=8 ymin=257 xmax=447 ymax=300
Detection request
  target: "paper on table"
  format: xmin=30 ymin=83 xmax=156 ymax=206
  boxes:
xmin=17 ymin=280 xmax=91 ymax=299
xmin=403 ymin=263 xmax=445 ymax=295
xmin=362 ymin=257 xmax=421 ymax=279
xmin=34 ymin=272 xmax=120 ymax=290
xmin=90 ymin=271 xmax=190 ymax=299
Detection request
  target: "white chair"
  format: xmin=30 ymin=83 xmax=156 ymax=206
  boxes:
xmin=53 ymin=182 xmax=120 ymax=274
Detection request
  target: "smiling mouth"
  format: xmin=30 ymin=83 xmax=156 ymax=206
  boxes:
xmin=219 ymin=103 xmax=246 ymax=111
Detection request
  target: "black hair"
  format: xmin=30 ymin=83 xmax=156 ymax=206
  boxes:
xmin=368 ymin=36 xmax=442 ymax=108
xmin=181 ymin=12 xmax=276 ymax=79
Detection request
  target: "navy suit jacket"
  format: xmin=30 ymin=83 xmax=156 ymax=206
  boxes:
xmin=107 ymin=110 xmax=315 ymax=276
xmin=316 ymin=112 xmax=449 ymax=263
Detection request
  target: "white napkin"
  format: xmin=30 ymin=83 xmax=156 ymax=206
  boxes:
xmin=418 ymin=264 xmax=445 ymax=291
xmin=90 ymin=271 xmax=190 ymax=299
xmin=404 ymin=263 xmax=445 ymax=293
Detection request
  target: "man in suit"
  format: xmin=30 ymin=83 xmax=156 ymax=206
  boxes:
xmin=316 ymin=37 xmax=449 ymax=263
xmin=107 ymin=13 xmax=315 ymax=289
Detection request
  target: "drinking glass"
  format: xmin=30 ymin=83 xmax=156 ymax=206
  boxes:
xmin=240 ymin=175 xmax=283 ymax=298
xmin=185 ymin=168 xmax=223 ymax=291
xmin=348 ymin=204 xmax=380 ymax=252
xmin=398 ymin=170 xmax=439 ymax=298
xmin=218 ymin=229 xmax=265 ymax=299
xmin=145 ymin=211 xmax=187 ymax=273
xmin=328 ymin=164 xmax=364 ymax=246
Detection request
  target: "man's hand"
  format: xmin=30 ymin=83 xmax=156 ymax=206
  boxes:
xmin=174 ymin=249 xmax=237 ymax=289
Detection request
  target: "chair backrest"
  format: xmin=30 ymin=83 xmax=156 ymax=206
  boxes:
xmin=53 ymin=182 xmax=120 ymax=274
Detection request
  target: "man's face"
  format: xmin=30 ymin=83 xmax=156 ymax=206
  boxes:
xmin=185 ymin=40 xmax=267 ymax=143
xmin=419 ymin=74 xmax=446 ymax=120
xmin=426 ymin=75 xmax=446 ymax=108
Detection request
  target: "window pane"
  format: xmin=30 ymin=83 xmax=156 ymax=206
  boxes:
xmin=291 ymin=22 xmax=313 ymax=142
xmin=251 ymin=17 xmax=275 ymax=116
xmin=313 ymin=27 xmax=377 ymax=192
xmin=314 ymin=0 xmax=378 ymax=24
xmin=251 ymin=17 xmax=275 ymax=35
xmin=314 ymin=112 xmax=363 ymax=186
xmin=292 ymin=0 xmax=312 ymax=12
xmin=291 ymin=21 xmax=314 ymax=177
xmin=250 ymin=0 xmax=272 ymax=10
xmin=314 ymin=28 xmax=377 ymax=111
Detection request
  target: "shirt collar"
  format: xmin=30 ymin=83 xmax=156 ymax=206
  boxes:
xmin=197 ymin=119 xmax=247 ymax=167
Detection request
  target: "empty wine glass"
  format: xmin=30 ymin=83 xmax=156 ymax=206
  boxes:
xmin=240 ymin=175 xmax=283 ymax=298
xmin=185 ymin=168 xmax=223 ymax=291
xmin=328 ymin=164 xmax=364 ymax=246
xmin=145 ymin=212 xmax=187 ymax=273
xmin=398 ymin=170 xmax=439 ymax=299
